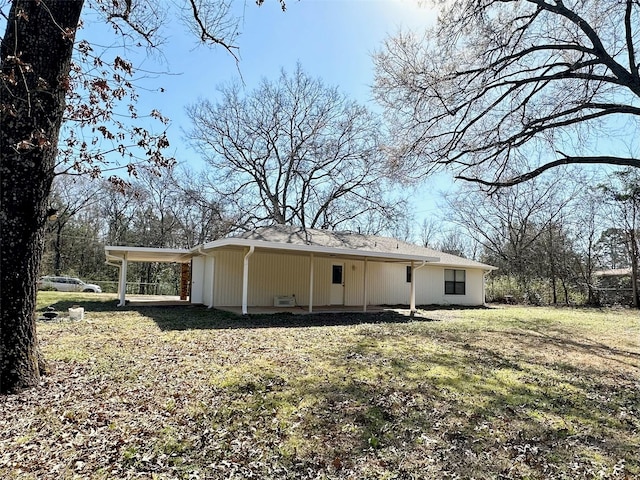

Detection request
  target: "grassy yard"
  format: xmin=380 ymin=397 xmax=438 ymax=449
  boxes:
xmin=1 ymin=292 xmax=638 ymax=479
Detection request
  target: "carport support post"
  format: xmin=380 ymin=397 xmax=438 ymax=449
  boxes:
xmin=308 ymin=253 xmax=314 ymax=313
xmin=118 ymin=255 xmax=128 ymax=307
xmin=180 ymin=263 xmax=190 ymax=300
xmin=363 ymin=257 xmax=368 ymax=312
xmin=410 ymin=260 xmax=427 ymax=314
xmin=242 ymin=246 xmax=254 ymax=315
xmin=410 ymin=261 xmax=416 ymax=313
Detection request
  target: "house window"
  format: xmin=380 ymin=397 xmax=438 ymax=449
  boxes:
xmin=406 ymin=265 xmax=412 ymax=283
xmin=445 ymin=269 xmax=466 ymax=295
xmin=332 ymin=264 xmax=343 ymax=284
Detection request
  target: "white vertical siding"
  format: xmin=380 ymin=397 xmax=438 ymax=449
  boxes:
xmin=414 ymin=265 xmax=485 ymax=306
xmin=364 ymin=262 xmax=412 ymax=306
xmin=208 ymin=247 xmax=486 ymax=307
xmin=314 ymin=257 xmax=332 ymax=306
xmin=247 ymin=252 xmax=310 ymax=306
xmin=348 ymin=263 xmax=485 ymax=307
xmin=213 ymin=251 xmax=332 ymax=307
xmin=214 ymin=250 xmax=244 ymax=306
xmin=415 ymin=266 xmax=440 ymax=305
xmin=344 ymin=260 xmax=363 ymax=306
xmin=341 ymin=260 xmax=412 ymax=306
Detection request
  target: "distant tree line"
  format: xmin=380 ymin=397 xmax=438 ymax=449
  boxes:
xmin=439 ymin=168 xmax=639 ymax=307
xmin=41 ymin=169 xmax=232 ymax=294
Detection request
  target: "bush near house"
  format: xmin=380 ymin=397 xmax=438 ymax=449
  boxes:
xmin=486 ymin=275 xmax=588 ymax=306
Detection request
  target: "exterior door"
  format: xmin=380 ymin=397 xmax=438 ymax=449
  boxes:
xmin=330 ymin=263 xmax=344 ymax=305
xmin=190 ymin=257 xmax=205 ymax=304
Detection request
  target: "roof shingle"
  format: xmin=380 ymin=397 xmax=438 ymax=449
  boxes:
xmin=233 ymin=225 xmax=495 ymax=270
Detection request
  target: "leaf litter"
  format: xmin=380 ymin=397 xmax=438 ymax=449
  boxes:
xmin=1 ymin=305 xmax=638 ymax=479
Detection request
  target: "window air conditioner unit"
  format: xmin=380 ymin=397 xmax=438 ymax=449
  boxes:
xmin=274 ymin=295 xmax=295 ymax=307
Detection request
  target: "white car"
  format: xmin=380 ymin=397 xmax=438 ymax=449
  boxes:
xmin=38 ymin=276 xmax=102 ymax=293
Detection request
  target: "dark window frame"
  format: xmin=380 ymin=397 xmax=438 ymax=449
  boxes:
xmin=444 ymin=269 xmax=466 ymax=295
xmin=406 ymin=265 xmax=412 ymax=283
xmin=332 ymin=264 xmax=343 ymax=285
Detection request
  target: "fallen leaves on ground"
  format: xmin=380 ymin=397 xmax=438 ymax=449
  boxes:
xmin=1 ymin=304 xmax=638 ymax=479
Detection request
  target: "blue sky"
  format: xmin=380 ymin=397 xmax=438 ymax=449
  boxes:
xmin=78 ymin=0 xmax=447 ymax=224
xmin=155 ymin=1 xmax=438 ymax=113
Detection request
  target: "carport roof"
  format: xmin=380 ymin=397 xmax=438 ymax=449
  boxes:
xmin=105 ymin=246 xmax=191 ymax=263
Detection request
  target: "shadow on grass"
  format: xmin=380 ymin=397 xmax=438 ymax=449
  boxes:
xmin=152 ymin=308 xmax=431 ymax=331
xmin=38 ymin=298 xmax=441 ymax=331
xmin=39 ymin=297 xmax=127 ymax=313
xmin=306 ymin=328 xmax=640 ymax=476
xmin=501 ymin=323 xmax=640 ymax=365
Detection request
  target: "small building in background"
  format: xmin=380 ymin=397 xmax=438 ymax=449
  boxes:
xmin=593 ymin=268 xmax=634 ymax=305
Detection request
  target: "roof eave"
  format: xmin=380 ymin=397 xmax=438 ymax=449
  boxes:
xmin=199 ymin=238 xmax=439 ymax=263
xmin=104 ymin=246 xmax=192 ymax=263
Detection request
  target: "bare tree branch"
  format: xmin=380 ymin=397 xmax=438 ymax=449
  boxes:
xmin=187 ymin=0 xmax=239 ymax=62
xmin=374 ymin=0 xmax=640 ymax=188
xmin=457 ymin=155 xmax=640 ymax=188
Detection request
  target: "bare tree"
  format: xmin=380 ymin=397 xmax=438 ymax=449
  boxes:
xmin=536 ymin=219 xmax=579 ymax=304
xmin=436 ymin=227 xmax=470 ymax=258
xmin=373 ymin=0 xmax=640 ymax=189
xmin=169 ymin=167 xmax=234 ymax=247
xmin=186 ymin=64 xmax=407 ymax=233
xmin=598 ymin=228 xmax=631 ymax=270
xmin=446 ymin=175 xmax=576 ymax=291
xmin=418 ymin=217 xmax=439 ymax=248
xmin=131 ymin=170 xmax=182 ymax=249
xmin=45 ymin=176 xmax=106 ymax=275
xmin=570 ymin=187 xmax=605 ymax=305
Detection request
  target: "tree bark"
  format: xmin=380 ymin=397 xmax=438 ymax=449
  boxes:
xmin=1 ymin=0 xmax=84 ymax=394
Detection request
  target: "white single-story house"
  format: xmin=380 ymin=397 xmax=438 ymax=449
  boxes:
xmin=105 ymin=226 xmax=496 ymax=313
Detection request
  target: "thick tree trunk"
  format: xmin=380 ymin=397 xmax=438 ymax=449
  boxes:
xmin=1 ymin=0 xmax=83 ymax=394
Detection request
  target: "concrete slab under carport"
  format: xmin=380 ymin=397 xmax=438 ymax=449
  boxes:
xmin=123 ymin=295 xmax=190 ymax=306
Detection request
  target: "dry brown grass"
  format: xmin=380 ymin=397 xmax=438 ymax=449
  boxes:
xmin=1 ymin=293 xmax=638 ymax=479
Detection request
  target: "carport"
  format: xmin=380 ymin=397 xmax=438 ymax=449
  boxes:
xmin=104 ymin=246 xmax=192 ymax=307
